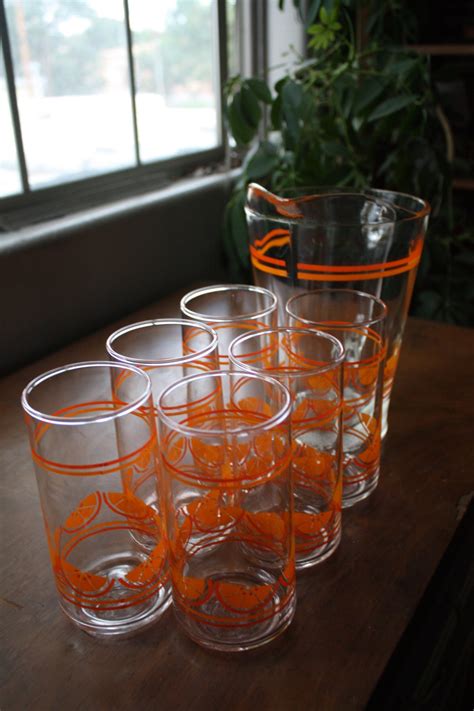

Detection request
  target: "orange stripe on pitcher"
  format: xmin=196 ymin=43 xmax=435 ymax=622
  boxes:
xmin=250 ymin=232 xmax=423 ymax=281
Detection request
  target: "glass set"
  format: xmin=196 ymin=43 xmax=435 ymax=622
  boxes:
xmin=21 ymin=187 xmax=430 ymax=652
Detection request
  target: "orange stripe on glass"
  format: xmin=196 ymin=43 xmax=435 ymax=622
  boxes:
xmin=31 ymin=434 xmax=156 ymax=476
xmin=251 ymin=230 xmax=423 ymax=281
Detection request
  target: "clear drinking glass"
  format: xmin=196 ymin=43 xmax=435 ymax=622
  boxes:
xmin=229 ymin=328 xmax=344 ymax=569
xmin=106 ymin=319 xmax=219 ymax=410
xmin=286 ymin=289 xmax=387 ymax=508
xmin=21 ymin=362 xmax=171 ymax=638
xmin=180 ymin=284 xmax=278 ymax=367
xmin=106 ymin=319 xmax=219 ymax=550
xmin=246 ymin=184 xmax=430 ymax=438
xmin=157 ymin=371 xmax=295 ymax=651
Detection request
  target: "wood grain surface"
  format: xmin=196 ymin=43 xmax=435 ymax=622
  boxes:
xmin=1 ymin=287 xmax=473 ymax=711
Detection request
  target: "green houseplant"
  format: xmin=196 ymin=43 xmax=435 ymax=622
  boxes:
xmin=224 ymin=0 xmax=474 ymax=326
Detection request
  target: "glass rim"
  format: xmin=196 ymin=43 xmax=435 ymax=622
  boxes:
xmin=246 ymin=182 xmax=431 ymax=227
xmin=157 ymin=369 xmax=292 ymax=437
xmin=228 ymin=327 xmax=345 ymax=378
xmin=106 ymin=318 xmax=218 ymax=367
xmin=21 ymin=361 xmax=152 ymax=426
xmin=285 ymin=288 xmax=388 ymax=329
xmin=180 ymin=284 xmax=278 ymax=323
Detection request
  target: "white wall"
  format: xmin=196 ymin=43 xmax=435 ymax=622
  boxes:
xmin=267 ymin=1 xmax=305 ymax=91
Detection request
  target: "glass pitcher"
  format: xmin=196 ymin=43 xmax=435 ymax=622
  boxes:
xmin=245 ymin=184 xmax=430 ymax=437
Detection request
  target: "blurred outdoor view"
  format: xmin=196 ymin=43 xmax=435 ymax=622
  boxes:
xmin=0 ymin=0 xmax=221 ymax=197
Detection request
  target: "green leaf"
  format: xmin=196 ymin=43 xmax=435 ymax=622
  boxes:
xmin=282 ymin=80 xmax=304 ymax=145
xmin=367 ymin=94 xmax=415 ymax=122
xmin=228 ymin=92 xmax=257 ymax=145
xmin=322 ymin=140 xmax=348 ymax=158
xmin=244 ymin=141 xmax=279 ymax=180
xmin=246 ymin=78 xmax=272 ymax=104
xmin=271 ymin=94 xmax=283 ymax=130
xmin=306 ymin=0 xmax=322 ymax=27
xmin=388 ymin=56 xmax=419 ymax=76
xmin=353 ymin=78 xmax=385 ymax=115
xmin=274 ymin=77 xmax=287 ymax=94
xmin=320 ymin=6 xmax=328 ymax=22
xmin=240 ymin=84 xmax=262 ymax=128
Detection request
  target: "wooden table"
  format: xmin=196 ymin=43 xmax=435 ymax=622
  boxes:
xmin=1 ymin=288 xmax=473 ymax=710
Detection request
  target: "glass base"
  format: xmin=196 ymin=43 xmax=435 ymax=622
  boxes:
xmin=342 ymin=470 xmax=379 ymax=508
xmin=296 ymin=520 xmax=341 ymax=570
xmin=60 ymin=552 xmax=172 ymax=639
xmin=173 ymin=581 xmax=296 ymax=652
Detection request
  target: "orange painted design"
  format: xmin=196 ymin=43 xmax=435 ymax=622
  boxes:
xmin=169 ymin=492 xmax=295 ymax=626
xmin=190 ymin=438 xmax=225 ymax=467
xmin=244 ymin=511 xmax=287 ymax=543
xmin=253 ymin=227 xmax=292 ymax=250
xmin=343 ymin=415 xmax=381 ymax=485
xmin=292 ymin=443 xmax=333 ymax=480
xmin=63 ymin=492 xmax=102 ymax=533
xmin=52 ymin=491 xmax=169 ymax=609
xmin=122 ymin=540 xmax=167 ymax=587
xmin=103 ymin=491 xmax=156 ymax=522
xmin=293 ymin=509 xmax=340 ymax=553
xmin=60 ymin=558 xmax=113 ymax=597
xmin=172 ymin=565 xmax=294 ymax=627
xmin=294 ymin=510 xmax=332 ymax=536
xmin=307 ymin=373 xmax=333 ymax=392
xmin=385 ymin=349 xmax=400 ymax=380
xmin=383 ymin=347 xmax=401 ymax=398
xmin=236 ymin=396 xmax=272 ymax=417
xmin=163 ymin=419 xmax=291 ymax=490
xmin=251 ymin=229 xmax=423 ymax=281
xmin=174 ymin=575 xmax=212 ymax=604
xmin=357 ymin=362 xmax=379 ymax=387
xmin=215 ymin=581 xmax=274 ymax=612
xmin=355 ymin=437 xmax=380 ymax=467
xmin=292 ymin=397 xmax=340 ymax=429
xmin=168 ymin=436 xmax=186 ymax=464
xmin=186 ymin=490 xmax=243 ymax=532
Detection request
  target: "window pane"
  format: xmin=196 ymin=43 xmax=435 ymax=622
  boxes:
xmin=5 ymin=0 xmax=136 ymax=189
xmin=130 ymin=0 xmax=220 ymax=163
xmin=0 ymin=38 xmax=22 ymax=197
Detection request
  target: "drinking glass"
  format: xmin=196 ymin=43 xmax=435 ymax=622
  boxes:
xmin=246 ymin=185 xmax=430 ymax=437
xmin=229 ymin=328 xmax=344 ymax=569
xmin=106 ymin=319 xmax=219 ymax=549
xmin=157 ymin=370 xmax=295 ymax=651
xmin=106 ymin=318 xmax=219 ymax=410
xmin=180 ymin=284 xmax=278 ymax=367
xmin=286 ymin=289 xmax=387 ymax=508
xmin=21 ymin=362 xmax=171 ymax=637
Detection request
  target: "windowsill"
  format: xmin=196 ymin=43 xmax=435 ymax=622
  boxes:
xmin=0 ymin=169 xmax=238 ymax=256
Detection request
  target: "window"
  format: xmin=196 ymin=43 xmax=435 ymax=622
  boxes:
xmin=0 ymin=0 xmax=232 ymax=225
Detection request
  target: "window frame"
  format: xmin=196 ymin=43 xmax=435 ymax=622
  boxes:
xmin=0 ymin=0 xmax=230 ymax=230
